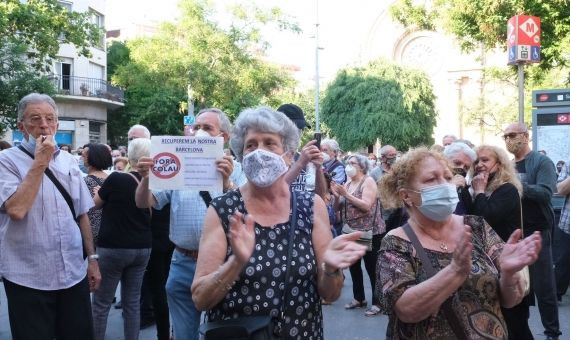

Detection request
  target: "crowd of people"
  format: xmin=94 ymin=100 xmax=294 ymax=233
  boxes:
xmin=0 ymin=92 xmax=568 ymax=340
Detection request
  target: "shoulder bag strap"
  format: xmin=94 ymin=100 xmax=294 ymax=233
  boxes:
xmin=18 ymin=145 xmax=78 ymax=222
xmin=278 ymin=190 xmax=298 ymax=324
xmin=402 ymin=223 xmax=468 ymax=340
xmin=126 ymin=172 xmax=153 ymax=217
xmin=199 ymin=191 xmax=213 ymax=206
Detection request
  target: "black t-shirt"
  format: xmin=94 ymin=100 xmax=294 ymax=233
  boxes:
xmin=471 ymin=182 xmax=521 ymax=242
xmin=97 ymin=171 xmax=152 ymax=248
xmin=516 ymin=160 xmax=547 ymax=228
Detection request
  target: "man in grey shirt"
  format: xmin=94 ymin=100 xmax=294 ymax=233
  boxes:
xmin=0 ymin=93 xmax=101 ymax=339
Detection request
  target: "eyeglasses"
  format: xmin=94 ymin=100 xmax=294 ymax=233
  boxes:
xmin=502 ymin=132 xmax=525 ymax=140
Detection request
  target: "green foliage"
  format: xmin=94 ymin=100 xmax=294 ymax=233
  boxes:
xmin=106 ymin=41 xmax=130 ymax=78
xmin=108 ymin=0 xmax=295 ymax=142
xmin=0 ymin=0 xmax=103 ymax=71
xmin=0 ymin=40 xmax=56 ymax=136
xmin=389 ymin=0 xmax=570 ymax=73
xmin=321 ymin=60 xmax=437 ymax=151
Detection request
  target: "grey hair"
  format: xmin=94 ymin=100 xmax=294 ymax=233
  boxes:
xmin=380 ymin=145 xmax=396 ymax=156
xmin=321 ymin=138 xmax=340 ymax=154
xmin=348 ymin=154 xmax=370 ymax=174
xmin=197 ymin=108 xmax=232 ymax=133
xmin=230 ymin=106 xmax=300 ymax=161
xmin=128 ymin=138 xmax=151 ymax=165
xmin=443 ymin=134 xmax=458 ymax=141
xmin=128 ymin=124 xmax=151 ymax=139
xmin=443 ymin=142 xmax=477 ymax=162
xmin=17 ymin=93 xmax=58 ymax=122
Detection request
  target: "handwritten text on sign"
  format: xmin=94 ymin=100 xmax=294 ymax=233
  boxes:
xmin=149 ymin=136 xmax=224 ymax=191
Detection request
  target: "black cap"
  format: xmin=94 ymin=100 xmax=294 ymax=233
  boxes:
xmin=277 ymin=103 xmax=311 ymax=130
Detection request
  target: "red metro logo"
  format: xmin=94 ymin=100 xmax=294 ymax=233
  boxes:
xmin=152 ymin=152 xmax=181 ymax=179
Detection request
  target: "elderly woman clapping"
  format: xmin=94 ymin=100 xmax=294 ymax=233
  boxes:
xmin=192 ymin=107 xmax=366 ymax=339
xmin=376 ymin=147 xmax=542 ymax=339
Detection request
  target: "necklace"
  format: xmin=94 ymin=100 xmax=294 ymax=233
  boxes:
xmin=410 ymin=218 xmax=450 ymax=252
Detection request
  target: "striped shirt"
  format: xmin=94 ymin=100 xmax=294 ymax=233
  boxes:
xmin=0 ymin=142 xmax=94 ymax=290
xmin=558 ymin=163 xmax=570 ymax=234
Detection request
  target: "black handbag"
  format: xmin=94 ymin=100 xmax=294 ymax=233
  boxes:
xmin=198 ymin=191 xmax=299 ymax=340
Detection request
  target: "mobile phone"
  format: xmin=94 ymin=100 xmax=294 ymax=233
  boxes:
xmin=313 ymin=132 xmax=321 ymax=149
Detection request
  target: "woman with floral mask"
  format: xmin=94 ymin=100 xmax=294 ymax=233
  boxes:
xmin=470 ymin=145 xmax=533 ymax=340
xmin=192 ymin=107 xmax=367 ymax=339
xmin=330 ymin=154 xmax=384 ymax=316
xmin=377 ymin=148 xmax=542 ymax=339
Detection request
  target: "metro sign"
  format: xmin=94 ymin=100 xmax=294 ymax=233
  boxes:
xmin=507 ymin=15 xmax=541 ymax=64
xmin=557 ymin=114 xmax=570 ymax=124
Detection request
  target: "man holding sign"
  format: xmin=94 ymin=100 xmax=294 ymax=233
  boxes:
xmin=135 ymin=108 xmax=246 ymax=340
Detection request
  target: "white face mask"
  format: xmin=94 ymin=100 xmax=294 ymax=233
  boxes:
xmin=242 ymin=149 xmax=288 ymax=187
xmin=194 ymin=129 xmax=213 ymax=137
xmin=322 ymin=152 xmax=331 ymax=163
xmin=345 ymin=165 xmax=357 ymax=178
xmin=413 ymin=183 xmax=459 ymax=221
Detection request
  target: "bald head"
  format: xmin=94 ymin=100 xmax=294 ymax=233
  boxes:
xmin=504 ymin=122 xmax=528 ymax=134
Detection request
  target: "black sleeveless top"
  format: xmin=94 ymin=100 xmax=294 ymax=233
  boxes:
xmin=208 ymin=189 xmax=323 ymax=340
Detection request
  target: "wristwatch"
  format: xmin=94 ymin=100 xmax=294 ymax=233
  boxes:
xmin=88 ymin=254 xmax=99 ymax=261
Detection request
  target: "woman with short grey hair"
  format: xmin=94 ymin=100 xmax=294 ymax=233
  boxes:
xmin=92 ymin=138 xmax=152 ymax=340
xmin=229 ymin=106 xmax=300 ymax=161
xmin=192 ymin=107 xmax=366 ymax=339
xmin=331 ymin=153 xmax=384 ymax=315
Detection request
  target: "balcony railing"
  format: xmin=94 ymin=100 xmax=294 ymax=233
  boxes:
xmin=49 ymin=75 xmax=125 ymax=103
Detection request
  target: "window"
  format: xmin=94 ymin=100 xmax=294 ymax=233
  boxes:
xmin=57 ymin=2 xmax=72 ymax=40
xmin=90 ymin=9 xmax=105 ymax=48
xmin=54 ymin=58 xmax=73 ymax=91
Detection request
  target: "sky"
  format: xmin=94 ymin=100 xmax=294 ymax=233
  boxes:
xmin=106 ymin=0 xmax=386 ymax=87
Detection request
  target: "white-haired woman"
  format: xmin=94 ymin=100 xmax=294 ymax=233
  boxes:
xmin=443 ymin=142 xmax=477 ymax=215
xmin=192 ymin=107 xmax=366 ymax=339
xmin=321 ymin=138 xmax=346 ymax=184
xmin=331 ymin=154 xmax=384 ymax=315
xmin=92 ymin=138 xmax=152 ymax=340
xmin=470 ymin=145 xmax=532 ymax=340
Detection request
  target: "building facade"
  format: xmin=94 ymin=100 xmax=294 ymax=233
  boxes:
xmin=9 ymin=0 xmax=123 ymax=148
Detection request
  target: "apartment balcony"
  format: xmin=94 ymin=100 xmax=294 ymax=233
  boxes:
xmin=49 ymin=75 xmax=125 ymax=110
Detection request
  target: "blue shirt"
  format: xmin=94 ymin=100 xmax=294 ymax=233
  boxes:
xmin=153 ymin=162 xmax=247 ymax=250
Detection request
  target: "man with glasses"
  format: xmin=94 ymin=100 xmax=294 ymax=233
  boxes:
xmin=0 ymin=93 xmax=101 ymax=339
xmin=503 ymin=122 xmax=561 ymax=340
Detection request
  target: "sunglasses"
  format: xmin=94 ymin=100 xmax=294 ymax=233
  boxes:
xmin=502 ymin=132 xmax=525 ymax=140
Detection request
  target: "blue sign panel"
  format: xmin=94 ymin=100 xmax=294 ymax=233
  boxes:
xmin=531 ymin=46 xmax=541 ymax=62
xmin=12 ymin=131 xmax=73 ymax=146
xmin=183 ymin=115 xmax=195 ymax=125
xmin=508 ymin=46 xmax=517 ymax=64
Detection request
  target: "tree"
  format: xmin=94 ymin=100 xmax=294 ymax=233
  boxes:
xmin=390 ymin=0 xmax=570 ymax=74
xmin=0 ymin=40 xmax=56 ymax=136
xmin=108 ymin=0 xmax=296 ymax=141
xmin=0 ymin=0 xmax=103 ymax=70
xmin=321 ymin=60 xmax=437 ymax=151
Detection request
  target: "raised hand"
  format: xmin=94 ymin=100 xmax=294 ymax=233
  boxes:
xmin=35 ymin=134 xmax=56 ymax=167
xmin=449 ymin=225 xmax=473 ymax=277
xmin=451 ymin=174 xmax=467 ymax=188
xmin=216 ymin=155 xmax=235 ymax=184
xmin=471 ymin=172 xmax=489 ymax=194
xmin=299 ymin=140 xmax=322 ymax=167
xmin=499 ymin=229 xmax=541 ymax=276
xmin=228 ymin=212 xmax=256 ymax=266
xmin=322 ymin=232 xmax=367 ymax=270
xmin=137 ymin=156 xmax=154 ymax=178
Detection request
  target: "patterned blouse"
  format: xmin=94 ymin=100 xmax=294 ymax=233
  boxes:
xmin=84 ymin=174 xmax=105 ymax=245
xmin=377 ymin=215 xmax=508 ymax=340
xmin=343 ymin=176 xmax=385 ymax=235
xmin=207 ymin=189 xmax=323 ymax=340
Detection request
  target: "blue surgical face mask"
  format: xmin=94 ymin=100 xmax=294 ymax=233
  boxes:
xmin=412 ymin=183 xmax=459 ymax=221
xmin=21 ymin=126 xmax=58 ymax=152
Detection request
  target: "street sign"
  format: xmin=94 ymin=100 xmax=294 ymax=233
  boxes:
xmin=532 ymin=89 xmax=570 ymax=107
xmin=507 ymin=15 xmax=541 ymax=64
xmin=183 ymin=115 xmax=195 ymax=126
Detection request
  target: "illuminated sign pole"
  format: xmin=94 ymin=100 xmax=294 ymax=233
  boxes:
xmin=507 ymin=15 xmax=541 ymax=123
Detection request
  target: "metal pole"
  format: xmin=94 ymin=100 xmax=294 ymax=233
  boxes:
xmin=517 ymin=63 xmax=524 ymax=123
xmin=314 ymin=0 xmax=320 ymax=133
